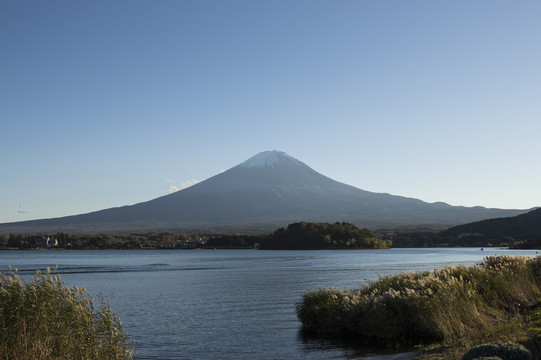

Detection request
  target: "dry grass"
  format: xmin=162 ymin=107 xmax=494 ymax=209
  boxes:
xmin=297 ymin=255 xmax=541 ymax=358
xmin=0 ymin=267 xmax=132 ymax=360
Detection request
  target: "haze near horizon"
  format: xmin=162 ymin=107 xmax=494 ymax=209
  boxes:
xmin=1 ymin=1 xmax=540 ymax=223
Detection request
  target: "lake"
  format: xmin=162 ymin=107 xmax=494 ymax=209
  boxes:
xmin=1 ymin=248 xmax=538 ymax=359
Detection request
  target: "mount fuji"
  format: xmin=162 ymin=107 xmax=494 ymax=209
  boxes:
xmin=0 ymin=151 xmax=527 ymax=233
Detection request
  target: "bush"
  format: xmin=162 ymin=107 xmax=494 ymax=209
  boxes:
xmin=461 ymin=341 xmax=532 ymax=360
xmin=0 ymin=267 xmax=132 ymax=360
xmin=297 ymin=255 xmax=541 ymax=346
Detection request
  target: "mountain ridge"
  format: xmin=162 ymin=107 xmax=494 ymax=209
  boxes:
xmin=442 ymin=208 xmax=541 ymax=240
xmin=0 ymin=151 xmax=529 ymax=234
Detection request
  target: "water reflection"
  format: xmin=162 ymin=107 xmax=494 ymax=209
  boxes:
xmin=299 ymin=329 xmax=419 ymax=359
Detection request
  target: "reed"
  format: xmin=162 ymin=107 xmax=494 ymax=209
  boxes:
xmin=297 ymin=255 xmax=541 ymax=350
xmin=0 ymin=267 xmax=132 ymax=360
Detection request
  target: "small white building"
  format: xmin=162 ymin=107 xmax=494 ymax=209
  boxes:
xmin=46 ymin=237 xmax=58 ymax=248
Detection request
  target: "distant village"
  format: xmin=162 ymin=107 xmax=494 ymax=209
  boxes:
xmin=0 ymin=233 xmax=211 ymax=250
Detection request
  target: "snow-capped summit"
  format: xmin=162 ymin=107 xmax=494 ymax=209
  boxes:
xmin=238 ymin=150 xmax=303 ymax=169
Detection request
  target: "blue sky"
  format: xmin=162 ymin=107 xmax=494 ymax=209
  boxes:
xmin=1 ymin=0 xmax=540 ymax=223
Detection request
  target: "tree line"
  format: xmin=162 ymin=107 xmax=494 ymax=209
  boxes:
xmin=0 ymin=233 xmax=206 ymax=250
xmin=0 ymin=222 xmax=391 ymax=250
xmin=206 ymin=222 xmax=390 ymax=249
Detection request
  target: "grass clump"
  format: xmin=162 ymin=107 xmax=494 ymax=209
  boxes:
xmin=0 ymin=267 xmax=132 ymax=360
xmin=297 ymin=255 xmax=541 ymax=355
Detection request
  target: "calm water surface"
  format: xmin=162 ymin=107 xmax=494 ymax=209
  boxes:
xmin=1 ymin=248 xmax=538 ymax=359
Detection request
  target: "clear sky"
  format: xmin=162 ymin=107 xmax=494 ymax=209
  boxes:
xmin=1 ymin=0 xmax=540 ymax=223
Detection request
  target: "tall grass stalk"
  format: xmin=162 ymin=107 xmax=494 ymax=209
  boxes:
xmin=0 ymin=267 xmax=132 ymax=360
xmin=297 ymin=255 xmax=541 ymax=348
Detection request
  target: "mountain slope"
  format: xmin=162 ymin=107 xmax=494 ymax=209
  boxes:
xmin=0 ymin=151 xmax=528 ymax=233
xmin=442 ymin=208 xmax=541 ymax=240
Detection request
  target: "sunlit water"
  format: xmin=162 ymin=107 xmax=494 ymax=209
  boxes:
xmin=1 ymin=248 xmax=538 ymax=359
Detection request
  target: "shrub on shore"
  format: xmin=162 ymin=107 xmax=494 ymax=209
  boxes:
xmin=461 ymin=341 xmax=532 ymax=360
xmin=297 ymin=255 xmax=541 ymax=348
xmin=0 ymin=267 xmax=132 ymax=360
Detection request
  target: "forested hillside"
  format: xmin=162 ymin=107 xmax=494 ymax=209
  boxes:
xmin=260 ymin=222 xmax=390 ymax=250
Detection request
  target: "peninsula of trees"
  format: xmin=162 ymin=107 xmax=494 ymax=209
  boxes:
xmin=260 ymin=222 xmax=391 ymax=249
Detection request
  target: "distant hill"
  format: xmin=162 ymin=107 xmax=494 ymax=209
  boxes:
xmin=441 ymin=208 xmax=541 ymax=246
xmin=0 ymin=150 xmax=529 ymax=234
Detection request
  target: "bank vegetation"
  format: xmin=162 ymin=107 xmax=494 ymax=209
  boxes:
xmin=0 ymin=267 xmax=132 ymax=360
xmin=297 ymin=255 xmax=541 ymax=359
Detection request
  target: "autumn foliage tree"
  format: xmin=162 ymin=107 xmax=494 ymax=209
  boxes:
xmin=261 ymin=222 xmax=390 ymax=250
